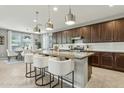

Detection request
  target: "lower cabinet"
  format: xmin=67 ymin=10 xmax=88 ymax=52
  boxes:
xmin=91 ymin=52 xmax=124 ymax=72
xmin=114 ymin=54 xmax=124 ymax=72
xmin=100 ymin=53 xmax=114 ymax=69
xmin=90 ymin=53 xmax=100 ymax=66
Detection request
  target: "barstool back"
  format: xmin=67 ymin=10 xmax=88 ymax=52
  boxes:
xmin=48 ymin=59 xmax=74 ymax=76
xmin=24 ymin=54 xmax=33 ymax=64
xmin=33 ymin=55 xmax=48 ymax=68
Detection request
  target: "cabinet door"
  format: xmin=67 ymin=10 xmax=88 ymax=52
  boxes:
xmin=66 ymin=30 xmax=72 ymax=43
xmin=91 ymin=24 xmax=101 ymax=42
xmin=114 ymin=19 xmax=124 ymax=41
xmin=90 ymin=53 xmax=100 ymax=66
xmin=114 ymin=54 xmax=124 ymax=71
xmin=61 ymin=31 xmax=67 ymax=44
xmin=101 ymin=21 xmax=114 ymax=42
xmin=52 ymin=33 xmax=57 ymax=44
xmin=101 ymin=53 xmax=114 ymax=69
xmin=71 ymin=28 xmax=81 ymax=37
xmin=56 ymin=32 xmax=62 ymax=44
xmin=80 ymin=26 xmax=91 ymax=43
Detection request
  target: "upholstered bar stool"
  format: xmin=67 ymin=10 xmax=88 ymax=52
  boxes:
xmin=48 ymin=58 xmax=75 ymax=88
xmin=24 ymin=53 xmax=35 ymax=78
xmin=33 ymin=55 xmax=55 ymax=86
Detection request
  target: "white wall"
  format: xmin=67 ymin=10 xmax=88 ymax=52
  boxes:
xmin=0 ymin=29 xmax=8 ymax=58
xmin=42 ymin=33 xmax=50 ymax=50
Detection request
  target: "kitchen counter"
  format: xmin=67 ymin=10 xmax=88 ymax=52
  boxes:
xmin=40 ymin=50 xmax=94 ymax=88
xmin=82 ymin=49 xmax=124 ymax=53
xmin=41 ymin=50 xmax=94 ymax=59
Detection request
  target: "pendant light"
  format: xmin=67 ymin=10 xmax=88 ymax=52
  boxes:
xmin=46 ymin=5 xmax=54 ymax=31
xmin=65 ymin=6 xmax=76 ymax=25
xmin=33 ymin=11 xmax=41 ymax=32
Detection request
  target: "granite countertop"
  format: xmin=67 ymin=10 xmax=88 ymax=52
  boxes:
xmin=41 ymin=50 xmax=94 ymax=59
xmin=82 ymin=49 xmax=124 ymax=53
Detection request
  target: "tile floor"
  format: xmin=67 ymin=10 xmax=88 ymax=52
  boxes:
xmin=0 ymin=60 xmax=124 ymax=88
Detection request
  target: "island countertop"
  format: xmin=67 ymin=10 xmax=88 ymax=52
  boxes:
xmin=41 ymin=50 xmax=94 ymax=59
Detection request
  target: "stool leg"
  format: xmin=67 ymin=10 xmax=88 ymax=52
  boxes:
xmin=35 ymin=67 xmax=37 ymax=83
xmin=42 ymin=68 xmax=43 ymax=85
xmin=30 ymin=63 xmax=31 ymax=77
xmin=50 ymin=73 xmax=51 ymax=88
xmin=40 ymin=68 xmax=42 ymax=75
xmin=72 ymin=71 xmax=74 ymax=88
xmin=53 ymin=75 xmax=54 ymax=82
xmin=57 ymin=76 xmax=60 ymax=85
xmin=61 ymin=76 xmax=63 ymax=88
xmin=26 ymin=63 xmax=28 ymax=76
xmin=44 ymin=68 xmax=45 ymax=76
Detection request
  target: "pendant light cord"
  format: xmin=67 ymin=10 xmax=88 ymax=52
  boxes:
xmin=69 ymin=5 xmax=71 ymax=13
xmin=35 ymin=11 xmax=39 ymax=25
xmin=48 ymin=5 xmax=51 ymax=19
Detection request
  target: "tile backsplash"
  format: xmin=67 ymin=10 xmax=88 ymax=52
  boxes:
xmin=53 ymin=42 xmax=124 ymax=52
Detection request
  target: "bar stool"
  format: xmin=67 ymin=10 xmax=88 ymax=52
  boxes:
xmin=48 ymin=58 xmax=75 ymax=88
xmin=33 ymin=55 xmax=55 ymax=86
xmin=24 ymin=53 xmax=35 ymax=78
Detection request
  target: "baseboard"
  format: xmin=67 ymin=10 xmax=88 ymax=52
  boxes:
xmin=0 ymin=58 xmax=8 ymax=60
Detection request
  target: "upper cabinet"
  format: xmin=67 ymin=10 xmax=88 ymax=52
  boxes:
xmin=91 ymin=24 xmax=101 ymax=43
xmin=100 ymin=21 xmax=115 ymax=42
xmin=52 ymin=18 xmax=124 ymax=44
xmin=56 ymin=32 xmax=62 ymax=44
xmin=52 ymin=33 xmax=57 ymax=44
xmin=61 ymin=31 xmax=67 ymax=44
xmin=80 ymin=26 xmax=91 ymax=43
xmin=114 ymin=19 xmax=124 ymax=42
xmin=66 ymin=30 xmax=72 ymax=44
xmin=71 ymin=28 xmax=81 ymax=37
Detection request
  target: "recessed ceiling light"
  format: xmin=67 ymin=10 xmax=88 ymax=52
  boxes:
xmin=109 ymin=5 xmax=114 ymax=7
xmin=33 ymin=19 xmax=37 ymax=23
xmin=53 ymin=7 xmax=58 ymax=11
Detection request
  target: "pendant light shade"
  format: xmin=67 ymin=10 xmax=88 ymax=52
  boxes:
xmin=46 ymin=5 xmax=54 ymax=31
xmin=33 ymin=25 xmax=41 ymax=32
xmin=65 ymin=7 xmax=76 ymax=25
xmin=46 ymin=18 xmax=53 ymax=30
xmin=33 ymin=11 xmax=41 ymax=32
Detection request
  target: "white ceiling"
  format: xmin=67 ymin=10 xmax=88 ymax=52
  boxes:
xmin=0 ymin=5 xmax=124 ymax=34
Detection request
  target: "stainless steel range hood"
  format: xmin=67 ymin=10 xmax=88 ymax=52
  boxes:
xmin=71 ymin=36 xmax=84 ymax=43
xmin=71 ymin=36 xmax=84 ymax=40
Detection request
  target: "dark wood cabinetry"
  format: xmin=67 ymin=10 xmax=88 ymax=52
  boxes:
xmin=90 ymin=53 xmax=100 ymax=66
xmin=61 ymin=31 xmax=67 ymax=44
xmin=71 ymin=28 xmax=81 ymax=37
xmin=52 ymin=18 xmax=124 ymax=72
xmin=52 ymin=18 xmax=124 ymax=44
xmin=56 ymin=32 xmax=62 ymax=44
xmin=101 ymin=21 xmax=115 ymax=42
xmin=91 ymin=24 xmax=101 ymax=42
xmin=100 ymin=53 xmax=114 ymax=69
xmin=52 ymin=33 xmax=57 ymax=44
xmin=114 ymin=54 xmax=124 ymax=71
xmin=91 ymin=52 xmax=124 ymax=72
xmin=80 ymin=26 xmax=91 ymax=43
xmin=66 ymin=30 xmax=72 ymax=43
xmin=114 ymin=19 xmax=124 ymax=42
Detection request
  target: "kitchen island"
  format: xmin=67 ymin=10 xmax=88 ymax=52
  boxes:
xmin=41 ymin=50 xmax=94 ymax=88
